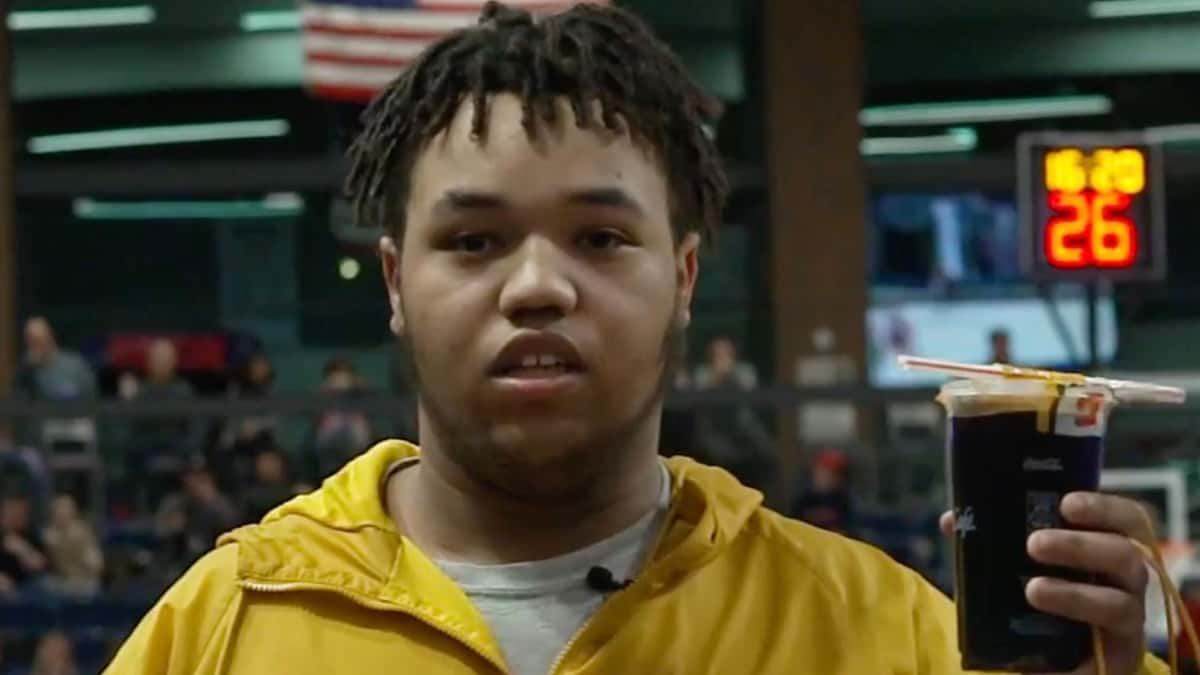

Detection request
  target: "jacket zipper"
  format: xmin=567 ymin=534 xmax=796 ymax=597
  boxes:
xmin=546 ymin=486 xmax=686 ymax=675
xmin=240 ymin=579 xmax=509 ymax=674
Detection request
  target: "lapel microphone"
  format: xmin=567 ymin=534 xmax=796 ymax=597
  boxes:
xmin=586 ymin=566 xmax=632 ymax=593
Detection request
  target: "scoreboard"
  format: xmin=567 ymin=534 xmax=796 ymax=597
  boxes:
xmin=1018 ymin=132 xmax=1166 ymax=281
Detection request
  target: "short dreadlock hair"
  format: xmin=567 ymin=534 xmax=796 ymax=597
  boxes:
xmin=344 ymin=1 xmax=728 ymax=244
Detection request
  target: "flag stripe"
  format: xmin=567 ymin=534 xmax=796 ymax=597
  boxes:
xmin=308 ymin=61 xmax=405 ymax=87
xmin=307 ymin=51 xmax=414 ymax=68
xmin=305 ymin=33 xmax=429 ymax=60
xmin=304 ymin=21 xmax=449 ymax=40
xmin=302 ymin=0 xmax=609 ymax=104
xmin=303 ymin=4 xmax=480 ymax=32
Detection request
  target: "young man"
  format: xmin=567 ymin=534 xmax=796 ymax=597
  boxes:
xmin=107 ymin=3 xmax=1161 ymax=674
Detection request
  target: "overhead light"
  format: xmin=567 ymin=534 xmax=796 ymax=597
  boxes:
xmin=338 ymin=257 xmax=362 ymax=281
xmin=861 ymin=127 xmax=978 ymax=157
xmin=1146 ymin=124 xmax=1200 ymax=144
xmin=28 ymin=120 xmax=290 ymax=154
xmin=861 ymin=96 xmax=1113 ymax=127
xmin=73 ymin=193 xmax=305 ymax=220
xmin=240 ymin=10 xmax=301 ymax=32
xmin=8 ymin=5 xmax=155 ymax=31
xmin=1090 ymin=0 xmax=1200 ymax=18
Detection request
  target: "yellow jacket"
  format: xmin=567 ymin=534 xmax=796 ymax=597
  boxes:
xmin=106 ymin=440 xmax=1166 ymax=674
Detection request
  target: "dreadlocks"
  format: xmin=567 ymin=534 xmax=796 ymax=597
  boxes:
xmin=344 ymin=1 xmax=727 ymax=243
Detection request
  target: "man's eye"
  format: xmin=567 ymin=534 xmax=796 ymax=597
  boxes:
xmin=579 ymin=230 xmax=628 ymax=251
xmin=452 ymin=233 xmax=499 ymax=254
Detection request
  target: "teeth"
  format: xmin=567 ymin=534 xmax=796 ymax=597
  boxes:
xmin=517 ymin=354 xmax=564 ymax=369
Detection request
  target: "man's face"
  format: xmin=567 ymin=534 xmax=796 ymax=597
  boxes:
xmin=381 ymin=94 xmax=699 ymax=499
xmin=24 ymin=319 xmax=54 ymax=366
xmin=1 ymin=498 xmax=29 ymax=532
xmin=709 ymin=337 xmax=736 ymax=373
xmin=147 ymin=340 xmax=178 ymax=381
xmin=51 ymin=495 xmax=77 ymax=527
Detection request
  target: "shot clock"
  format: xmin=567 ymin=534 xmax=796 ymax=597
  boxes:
xmin=1018 ymin=132 xmax=1166 ymax=282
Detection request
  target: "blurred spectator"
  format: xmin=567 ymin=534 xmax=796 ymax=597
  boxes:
xmin=693 ymin=336 xmax=757 ymax=391
xmin=13 ymin=318 xmax=98 ymax=450
xmin=792 ymin=449 xmax=854 ymax=535
xmin=989 ymin=327 xmax=1012 ymax=365
xmin=118 ymin=340 xmax=204 ymax=512
xmin=660 ymin=360 xmax=695 ymax=456
xmin=214 ymin=353 xmax=280 ymax=487
xmin=155 ymin=465 xmax=239 ymax=577
xmin=129 ymin=339 xmax=200 ymax=460
xmin=691 ymin=337 xmax=775 ymax=489
xmin=0 ymin=495 xmax=47 ymax=594
xmin=42 ymin=495 xmax=103 ymax=598
xmin=241 ymin=448 xmax=295 ymax=523
xmin=13 ymin=318 xmax=97 ymax=403
xmin=31 ymin=630 xmax=77 ymax=675
xmin=309 ymin=358 xmax=372 ymax=479
xmin=0 ymin=422 xmax=52 ymax=530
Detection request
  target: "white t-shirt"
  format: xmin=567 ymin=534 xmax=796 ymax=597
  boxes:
xmin=428 ymin=464 xmax=671 ymax=675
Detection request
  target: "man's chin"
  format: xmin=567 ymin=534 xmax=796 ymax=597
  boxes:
xmin=485 ymin=420 xmax=596 ymax=465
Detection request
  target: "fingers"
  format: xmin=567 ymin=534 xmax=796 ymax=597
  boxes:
xmin=1028 ymin=529 xmax=1149 ymax=594
xmin=1061 ymin=492 xmax=1155 ymax=542
xmin=1026 ymin=577 xmax=1144 ymax=636
xmin=939 ymin=511 xmax=954 ymax=537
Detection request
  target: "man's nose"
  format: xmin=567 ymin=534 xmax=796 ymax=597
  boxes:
xmin=497 ymin=237 xmax=578 ymax=327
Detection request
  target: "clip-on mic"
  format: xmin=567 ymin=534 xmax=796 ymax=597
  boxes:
xmin=586 ymin=566 xmax=632 ymax=593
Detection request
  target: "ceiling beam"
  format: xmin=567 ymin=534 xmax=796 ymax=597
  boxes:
xmin=870 ymin=16 xmax=1200 ymax=85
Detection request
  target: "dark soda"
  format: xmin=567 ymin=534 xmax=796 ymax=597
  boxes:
xmin=948 ymin=409 xmax=1104 ymax=672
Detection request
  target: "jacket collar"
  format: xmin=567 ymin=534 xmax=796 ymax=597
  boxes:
xmin=219 ymin=440 xmax=764 ymax=660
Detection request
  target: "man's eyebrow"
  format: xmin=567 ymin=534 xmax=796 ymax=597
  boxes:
xmin=563 ymin=187 xmax=646 ymax=216
xmin=433 ymin=189 xmax=509 ymax=213
xmin=431 ymin=187 xmax=646 ymax=216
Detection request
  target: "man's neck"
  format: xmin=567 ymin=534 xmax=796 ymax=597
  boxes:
xmin=387 ymin=433 xmax=664 ymax=565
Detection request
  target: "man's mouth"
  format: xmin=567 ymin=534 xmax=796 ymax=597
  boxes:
xmin=497 ymin=354 xmax=581 ymax=378
xmin=488 ymin=333 xmax=587 ymax=398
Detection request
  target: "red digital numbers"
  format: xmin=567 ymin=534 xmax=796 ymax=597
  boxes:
xmin=1045 ymin=190 xmax=1137 ymax=269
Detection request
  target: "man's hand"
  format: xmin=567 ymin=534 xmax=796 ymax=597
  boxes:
xmin=940 ymin=492 xmax=1150 ymax=675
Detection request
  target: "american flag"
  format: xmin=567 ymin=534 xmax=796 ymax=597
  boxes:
xmin=303 ymin=0 xmax=610 ymax=103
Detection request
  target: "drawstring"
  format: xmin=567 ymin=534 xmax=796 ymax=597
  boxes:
xmin=1090 ymin=506 xmax=1200 ymax=675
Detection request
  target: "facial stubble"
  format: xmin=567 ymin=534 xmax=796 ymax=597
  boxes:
xmin=396 ymin=301 xmax=687 ymax=503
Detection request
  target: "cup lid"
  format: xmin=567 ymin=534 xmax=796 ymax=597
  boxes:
xmin=898 ymin=355 xmax=1186 ymax=406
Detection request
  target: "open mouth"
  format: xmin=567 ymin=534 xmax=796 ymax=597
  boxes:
xmin=497 ymin=354 xmax=583 ymax=378
xmin=489 ymin=332 xmax=586 ymax=380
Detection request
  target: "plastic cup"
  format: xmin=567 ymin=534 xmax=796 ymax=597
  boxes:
xmin=938 ymin=378 xmax=1115 ymax=672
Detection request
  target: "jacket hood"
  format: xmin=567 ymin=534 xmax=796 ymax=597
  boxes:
xmin=220 ymin=440 xmax=764 ymax=603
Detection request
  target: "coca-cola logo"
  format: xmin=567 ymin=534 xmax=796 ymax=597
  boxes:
xmin=1023 ymin=457 xmax=1064 ymax=472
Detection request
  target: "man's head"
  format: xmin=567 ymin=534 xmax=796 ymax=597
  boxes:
xmin=0 ymin=495 xmax=30 ymax=533
xmin=242 ymin=353 xmax=274 ymax=392
xmin=347 ymin=2 xmax=727 ymax=501
xmin=322 ymin=358 xmax=358 ymax=392
xmin=23 ymin=317 xmax=57 ymax=366
xmin=707 ymin=336 xmax=738 ymax=374
xmin=182 ymin=466 xmax=218 ymax=501
xmin=254 ymin=448 xmax=287 ymax=485
xmin=51 ymin=494 xmax=79 ymax=528
xmin=146 ymin=339 xmax=179 ymax=383
xmin=812 ymin=449 xmax=848 ymax=494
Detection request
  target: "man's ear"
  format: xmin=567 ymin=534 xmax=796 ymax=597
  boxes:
xmin=674 ymin=232 xmax=701 ymax=329
xmin=379 ymin=236 xmax=405 ymax=336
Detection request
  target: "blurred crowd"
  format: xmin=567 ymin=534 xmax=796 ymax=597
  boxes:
xmin=0 ymin=317 xmax=385 ymax=673
xmin=0 ymin=316 xmax=947 ymax=673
